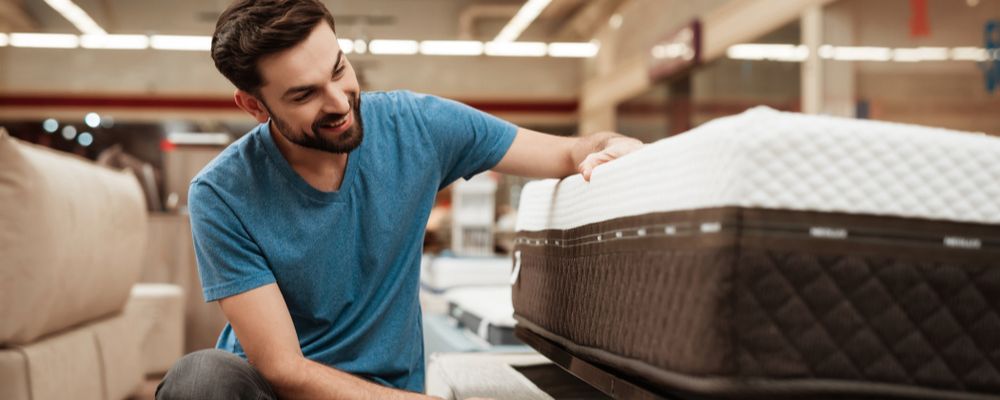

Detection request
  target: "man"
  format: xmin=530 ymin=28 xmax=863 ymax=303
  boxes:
xmin=156 ymin=0 xmax=642 ymax=398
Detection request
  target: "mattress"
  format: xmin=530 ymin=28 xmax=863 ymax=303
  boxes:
xmin=420 ymin=256 xmax=514 ymax=293
xmin=446 ymin=286 xmax=521 ymax=346
xmin=512 ymin=107 xmax=1000 ymax=399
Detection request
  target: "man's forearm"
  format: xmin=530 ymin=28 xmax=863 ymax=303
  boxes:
xmin=269 ymin=357 xmax=435 ymax=400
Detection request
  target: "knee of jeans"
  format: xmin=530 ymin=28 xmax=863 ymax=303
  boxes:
xmin=156 ymin=349 xmax=273 ymax=400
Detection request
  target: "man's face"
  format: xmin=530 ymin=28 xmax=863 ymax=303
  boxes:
xmin=256 ymin=22 xmax=363 ymax=153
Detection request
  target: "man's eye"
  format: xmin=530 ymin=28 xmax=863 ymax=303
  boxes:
xmin=294 ymin=92 xmax=313 ymax=102
xmin=334 ymin=67 xmax=346 ymax=77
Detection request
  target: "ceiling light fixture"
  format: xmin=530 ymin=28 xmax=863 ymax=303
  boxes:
xmin=9 ymin=33 xmax=79 ymax=48
xmin=485 ymin=41 xmax=547 ymax=57
xmin=6 ymin=33 xmax=599 ymax=59
xmin=493 ymin=0 xmax=552 ymax=43
xmin=43 ymin=0 xmax=106 ymax=35
xmin=728 ymin=44 xmax=985 ymax=64
xmin=951 ymin=47 xmax=989 ymax=62
xmin=420 ymin=40 xmax=484 ymax=56
xmin=80 ymin=34 xmax=149 ymax=50
xmin=353 ymin=39 xmax=368 ymax=54
xmin=338 ymin=39 xmax=354 ymax=54
xmin=369 ymin=40 xmax=419 ymax=55
xmin=150 ymin=35 xmax=211 ymax=51
xmin=548 ymin=42 xmax=599 ymax=58
xmin=827 ymin=46 xmax=892 ymax=62
xmin=726 ymin=44 xmax=808 ymax=62
xmin=892 ymin=47 xmax=949 ymax=62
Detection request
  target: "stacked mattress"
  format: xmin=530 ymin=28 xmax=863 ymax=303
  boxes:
xmin=421 ymin=256 xmax=514 ymax=293
xmin=446 ymin=286 xmax=520 ymax=346
xmin=512 ymin=107 xmax=1000 ymax=399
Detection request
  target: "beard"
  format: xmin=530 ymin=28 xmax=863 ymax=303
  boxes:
xmin=265 ymin=93 xmax=364 ymax=154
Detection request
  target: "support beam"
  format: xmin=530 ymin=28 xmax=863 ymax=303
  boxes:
xmin=553 ymin=0 xmax=629 ymax=42
xmin=701 ymin=0 xmax=835 ymax=61
xmin=801 ymin=5 xmax=823 ymax=114
xmin=458 ymin=4 xmax=521 ymax=40
xmin=800 ymin=2 xmax=856 ymax=117
xmin=581 ymin=0 xmax=837 ymax=119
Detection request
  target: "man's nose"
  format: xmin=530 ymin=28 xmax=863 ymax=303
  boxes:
xmin=320 ymin=86 xmax=351 ymax=114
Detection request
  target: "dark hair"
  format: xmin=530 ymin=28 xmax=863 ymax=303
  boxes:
xmin=211 ymin=0 xmax=336 ymax=95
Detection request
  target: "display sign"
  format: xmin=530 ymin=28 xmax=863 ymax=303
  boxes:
xmin=648 ymin=20 xmax=701 ymax=81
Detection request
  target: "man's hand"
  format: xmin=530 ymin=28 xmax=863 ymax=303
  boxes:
xmin=493 ymin=128 xmax=643 ymax=180
xmin=576 ymin=134 xmax=643 ymax=181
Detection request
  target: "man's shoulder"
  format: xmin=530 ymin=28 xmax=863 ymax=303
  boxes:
xmin=363 ymin=90 xmax=445 ymax=114
xmin=189 ymin=127 xmax=264 ymax=199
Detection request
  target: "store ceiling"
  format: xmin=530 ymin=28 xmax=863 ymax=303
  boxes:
xmin=11 ymin=0 xmax=615 ymax=42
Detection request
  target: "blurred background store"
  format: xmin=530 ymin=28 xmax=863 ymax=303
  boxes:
xmin=1 ymin=0 xmax=998 ymax=398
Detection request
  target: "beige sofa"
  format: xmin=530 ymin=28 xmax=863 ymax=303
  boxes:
xmin=0 ymin=129 xmax=183 ymax=399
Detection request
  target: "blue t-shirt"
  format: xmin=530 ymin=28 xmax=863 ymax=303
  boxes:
xmin=188 ymin=90 xmax=516 ymax=392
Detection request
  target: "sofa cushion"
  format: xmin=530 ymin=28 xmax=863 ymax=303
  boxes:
xmin=0 ymin=323 xmax=105 ymax=400
xmin=0 ymin=312 xmax=143 ymax=400
xmin=126 ymin=283 xmax=185 ymax=375
xmin=0 ymin=129 xmax=147 ymax=344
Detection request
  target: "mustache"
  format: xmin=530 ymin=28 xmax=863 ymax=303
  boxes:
xmin=314 ymin=108 xmax=351 ymax=126
xmin=311 ymin=96 xmax=359 ymax=131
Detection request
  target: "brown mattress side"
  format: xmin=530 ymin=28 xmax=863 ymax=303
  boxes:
xmin=513 ymin=207 xmax=1000 ymax=398
xmin=513 ymin=208 xmax=742 ymax=376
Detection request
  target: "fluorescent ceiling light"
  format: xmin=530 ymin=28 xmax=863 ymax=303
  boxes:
xmin=80 ymin=34 xmax=149 ymax=50
xmin=817 ymin=44 xmax=835 ymax=59
xmin=421 ymin=40 xmax=483 ymax=56
xmin=548 ymin=42 xmax=598 ymax=58
xmin=10 ymin=33 xmax=79 ymax=48
xmin=43 ymin=0 xmax=106 ymax=35
xmin=369 ymin=39 xmax=419 ymax=55
xmin=828 ymin=46 xmax=892 ymax=62
xmin=892 ymin=47 xmax=948 ymax=62
xmin=0 ymin=33 xmax=8 ymax=47
xmin=150 ymin=35 xmax=211 ymax=51
xmin=485 ymin=41 xmax=547 ymax=57
xmin=951 ymin=47 xmax=989 ymax=62
xmin=494 ymin=0 xmax=552 ymax=43
xmin=727 ymin=44 xmax=807 ymax=62
xmin=728 ymin=44 xmax=991 ymax=64
xmin=338 ymin=38 xmax=354 ymax=54
xmin=353 ymin=39 xmax=367 ymax=54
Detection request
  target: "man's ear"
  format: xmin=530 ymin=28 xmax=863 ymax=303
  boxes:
xmin=234 ymin=89 xmax=270 ymax=124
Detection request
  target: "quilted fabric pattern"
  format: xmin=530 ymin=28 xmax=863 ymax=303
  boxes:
xmin=513 ymin=248 xmax=737 ymax=375
xmin=516 ymin=107 xmax=1000 ymax=231
xmin=736 ymin=250 xmax=1000 ymax=393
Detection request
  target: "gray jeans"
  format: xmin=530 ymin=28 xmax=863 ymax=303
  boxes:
xmin=156 ymin=349 xmax=278 ymax=400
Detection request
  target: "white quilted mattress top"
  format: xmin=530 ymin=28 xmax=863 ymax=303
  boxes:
xmin=516 ymin=107 xmax=1000 ymax=232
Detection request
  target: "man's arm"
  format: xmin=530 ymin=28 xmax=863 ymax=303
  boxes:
xmin=218 ymin=283 xmax=435 ymax=400
xmin=492 ymin=127 xmax=643 ymax=181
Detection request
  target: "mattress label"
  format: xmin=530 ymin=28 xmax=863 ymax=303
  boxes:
xmin=809 ymin=226 xmax=848 ymax=239
xmin=944 ymin=236 xmax=982 ymax=249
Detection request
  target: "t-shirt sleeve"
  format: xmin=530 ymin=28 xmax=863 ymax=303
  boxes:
xmin=188 ymin=180 xmax=276 ymax=302
xmin=407 ymin=92 xmax=518 ymax=187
